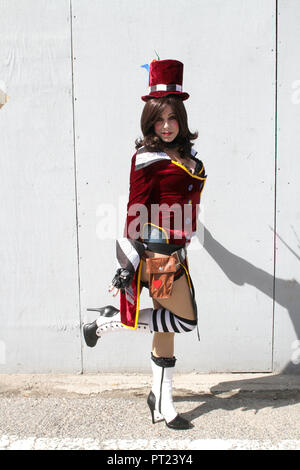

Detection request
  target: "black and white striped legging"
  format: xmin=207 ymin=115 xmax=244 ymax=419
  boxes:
xmin=149 ymin=308 xmax=197 ymax=333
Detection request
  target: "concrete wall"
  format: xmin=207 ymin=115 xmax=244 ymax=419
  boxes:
xmin=0 ymin=0 xmax=299 ymax=373
xmin=273 ymin=1 xmax=300 ymax=373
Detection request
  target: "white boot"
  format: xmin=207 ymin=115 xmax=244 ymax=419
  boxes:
xmin=147 ymin=353 xmax=192 ymax=429
xmin=83 ymin=306 xmax=153 ymax=347
xmin=95 ymin=308 xmax=153 ymax=336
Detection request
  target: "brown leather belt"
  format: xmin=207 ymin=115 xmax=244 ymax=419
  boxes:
xmin=143 ymin=243 xmax=186 ymax=260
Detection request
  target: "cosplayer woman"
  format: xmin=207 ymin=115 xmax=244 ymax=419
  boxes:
xmin=83 ymin=59 xmax=207 ymax=430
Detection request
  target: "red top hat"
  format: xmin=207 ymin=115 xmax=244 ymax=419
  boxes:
xmin=141 ymin=59 xmax=189 ymax=102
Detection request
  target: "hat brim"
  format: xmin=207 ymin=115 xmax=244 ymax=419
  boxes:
xmin=141 ymin=91 xmax=189 ymax=102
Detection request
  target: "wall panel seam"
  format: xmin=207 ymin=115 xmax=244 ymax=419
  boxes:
xmin=69 ymin=0 xmax=83 ymax=372
xmin=271 ymin=0 xmax=279 ymax=372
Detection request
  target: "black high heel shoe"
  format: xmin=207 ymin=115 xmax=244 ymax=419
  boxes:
xmin=147 ymin=391 xmax=193 ymax=430
xmin=147 ymin=391 xmax=163 ymax=424
xmin=83 ymin=305 xmax=119 ymax=347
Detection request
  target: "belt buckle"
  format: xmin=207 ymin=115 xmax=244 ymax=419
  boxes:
xmin=172 ymin=250 xmax=182 ymax=269
xmin=173 ymin=247 xmax=186 ymax=264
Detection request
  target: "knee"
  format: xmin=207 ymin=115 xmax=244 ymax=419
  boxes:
xmin=172 ymin=313 xmax=197 ymax=333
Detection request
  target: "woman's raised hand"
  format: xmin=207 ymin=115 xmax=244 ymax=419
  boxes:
xmin=108 ymin=268 xmax=134 ymax=296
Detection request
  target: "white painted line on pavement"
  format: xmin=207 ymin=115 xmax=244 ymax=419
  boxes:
xmin=0 ymin=435 xmax=300 ymax=450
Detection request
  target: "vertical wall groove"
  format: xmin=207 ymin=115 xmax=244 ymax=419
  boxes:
xmin=271 ymin=0 xmax=279 ymax=372
xmin=69 ymin=0 xmax=83 ymax=373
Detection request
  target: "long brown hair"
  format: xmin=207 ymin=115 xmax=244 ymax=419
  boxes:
xmin=135 ymin=95 xmax=198 ymax=158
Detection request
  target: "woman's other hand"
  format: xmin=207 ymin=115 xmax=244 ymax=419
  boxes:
xmin=108 ymin=268 xmax=134 ymax=296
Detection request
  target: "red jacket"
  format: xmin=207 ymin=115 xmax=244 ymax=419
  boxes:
xmin=116 ymin=146 xmax=207 ymax=329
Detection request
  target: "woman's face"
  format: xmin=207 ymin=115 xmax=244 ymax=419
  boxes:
xmin=154 ymin=104 xmax=179 ymax=143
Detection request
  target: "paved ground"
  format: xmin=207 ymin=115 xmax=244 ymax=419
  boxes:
xmin=0 ymin=372 xmax=299 ymax=450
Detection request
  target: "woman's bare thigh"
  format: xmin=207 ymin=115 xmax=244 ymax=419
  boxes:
xmin=141 ymin=251 xmax=195 ymax=320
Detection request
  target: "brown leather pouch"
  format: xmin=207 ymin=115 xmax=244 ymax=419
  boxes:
xmin=145 ymin=255 xmax=177 ymax=298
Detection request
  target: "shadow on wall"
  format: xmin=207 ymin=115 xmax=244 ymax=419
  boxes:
xmin=199 ymin=224 xmax=300 ymax=375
